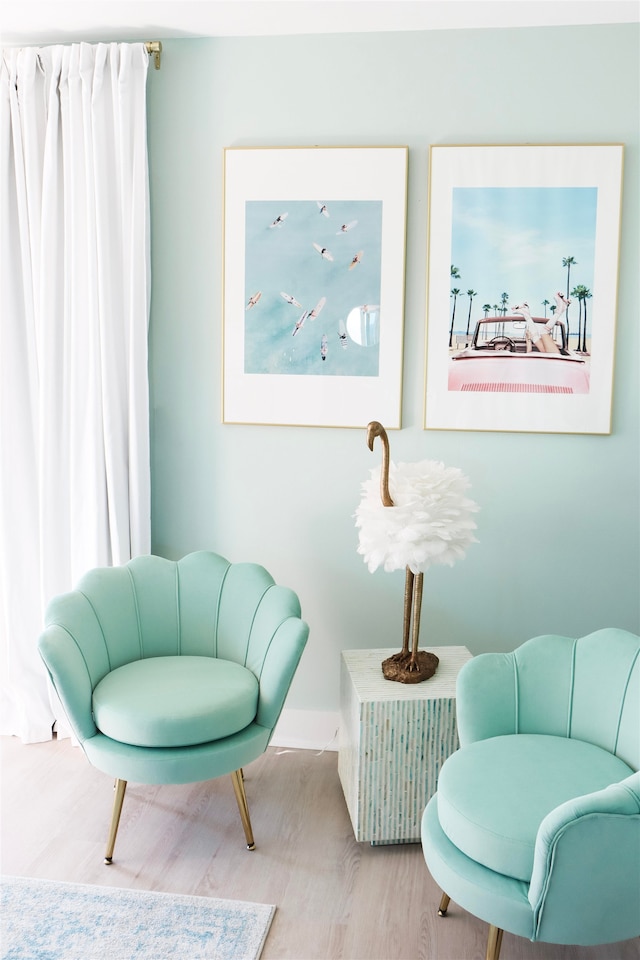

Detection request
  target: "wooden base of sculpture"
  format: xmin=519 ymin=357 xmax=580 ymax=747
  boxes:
xmin=382 ymin=650 xmax=439 ymax=684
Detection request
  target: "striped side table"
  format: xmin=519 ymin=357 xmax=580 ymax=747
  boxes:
xmin=338 ymin=646 xmax=472 ymax=844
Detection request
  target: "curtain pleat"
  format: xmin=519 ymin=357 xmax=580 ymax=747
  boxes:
xmin=0 ymin=42 xmax=151 ymax=742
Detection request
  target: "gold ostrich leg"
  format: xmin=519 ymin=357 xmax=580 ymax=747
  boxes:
xmin=386 ymin=566 xmax=414 ymax=665
xmin=402 ymin=567 xmax=414 ymax=657
xmin=384 ymin=566 xmax=436 ymax=683
xmin=409 ymin=572 xmax=424 ymax=668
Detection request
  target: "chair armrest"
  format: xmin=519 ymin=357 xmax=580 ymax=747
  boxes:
xmin=529 ymin=773 xmax=640 ymax=945
xmin=256 ymin=616 xmax=309 ymax=733
xmin=38 ymin=624 xmax=98 ymax=742
xmin=456 ymin=652 xmax=518 ymax=744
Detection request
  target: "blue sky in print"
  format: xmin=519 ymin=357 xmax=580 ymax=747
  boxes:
xmin=450 ymin=186 xmax=597 ymax=329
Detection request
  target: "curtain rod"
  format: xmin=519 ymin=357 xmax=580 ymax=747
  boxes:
xmin=145 ymin=41 xmax=162 ymax=70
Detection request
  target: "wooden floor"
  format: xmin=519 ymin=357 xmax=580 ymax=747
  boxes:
xmin=1 ymin=736 xmax=638 ymax=960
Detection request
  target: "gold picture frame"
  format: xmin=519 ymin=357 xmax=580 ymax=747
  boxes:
xmin=223 ymin=146 xmax=408 ymax=428
xmin=424 ymin=143 xmax=624 ymax=434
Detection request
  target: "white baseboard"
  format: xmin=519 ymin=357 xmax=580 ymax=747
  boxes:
xmin=271 ymin=708 xmax=340 ymax=752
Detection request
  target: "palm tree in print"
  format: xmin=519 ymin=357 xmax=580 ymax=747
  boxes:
xmin=571 ymin=285 xmax=584 ymax=353
xmin=448 ymin=266 xmax=461 ymax=347
xmin=449 ymin=288 xmax=461 ymax=348
xmin=581 ymin=287 xmax=592 ymax=353
xmin=465 ymin=289 xmax=477 ymax=336
xmin=562 ymin=256 xmax=577 ymax=346
xmin=572 ymin=284 xmax=592 ymax=353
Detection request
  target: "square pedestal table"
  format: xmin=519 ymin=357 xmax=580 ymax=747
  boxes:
xmin=338 ymin=646 xmax=472 ymax=844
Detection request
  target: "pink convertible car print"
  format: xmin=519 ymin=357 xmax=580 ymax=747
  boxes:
xmin=448 ymin=316 xmax=590 ymax=394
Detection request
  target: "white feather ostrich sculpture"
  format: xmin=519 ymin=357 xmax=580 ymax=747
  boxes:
xmin=356 ymin=421 xmax=479 ymax=683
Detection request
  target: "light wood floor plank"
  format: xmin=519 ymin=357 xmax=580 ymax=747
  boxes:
xmin=1 ymin=736 xmax=638 ymax=960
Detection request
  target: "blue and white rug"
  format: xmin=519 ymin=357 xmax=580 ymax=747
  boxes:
xmin=1 ymin=875 xmax=275 ymax=960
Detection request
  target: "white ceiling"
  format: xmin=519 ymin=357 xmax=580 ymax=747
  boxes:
xmin=1 ymin=0 xmax=639 ymax=46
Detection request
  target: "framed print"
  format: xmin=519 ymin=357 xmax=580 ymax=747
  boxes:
xmin=424 ymin=144 xmax=623 ymax=434
xmin=223 ymin=146 xmax=408 ymax=427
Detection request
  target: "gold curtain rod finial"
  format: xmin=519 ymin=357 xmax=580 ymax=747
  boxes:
xmin=145 ymin=41 xmax=162 ymax=70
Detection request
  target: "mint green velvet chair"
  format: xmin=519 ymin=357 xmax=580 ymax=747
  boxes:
xmin=421 ymin=628 xmax=640 ymax=960
xmin=38 ymin=552 xmax=309 ymax=864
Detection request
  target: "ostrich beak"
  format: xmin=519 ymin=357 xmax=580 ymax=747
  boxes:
xmin=366 ymin=420 xmax=384 ymax=451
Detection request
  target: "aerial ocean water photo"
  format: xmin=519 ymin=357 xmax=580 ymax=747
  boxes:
xmin=243 ymin=199 xmax=382 ymax=376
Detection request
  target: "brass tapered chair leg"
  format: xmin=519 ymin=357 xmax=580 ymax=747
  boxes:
xmin=438 ymin=892 xmax=451 ymax=917
xmin=486 ymin=925 xmax=504 ymax=960
xmin=104 ymin=778 xmax=127 ymax=864
xmin=230 ymin=769 xmax=256 ymax=850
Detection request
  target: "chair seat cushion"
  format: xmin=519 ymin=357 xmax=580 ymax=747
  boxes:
xmin=92 ymin=656 xmax=259 ymax=748
xmin=436 ymin=734 xmax=633 ymax=882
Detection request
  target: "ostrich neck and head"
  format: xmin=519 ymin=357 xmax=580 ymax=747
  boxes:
xmin=366 ymin=420 xmax=394 ymax=507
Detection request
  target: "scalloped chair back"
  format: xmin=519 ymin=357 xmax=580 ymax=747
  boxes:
xmin=456 ymin=628 xmax=639 ymax=767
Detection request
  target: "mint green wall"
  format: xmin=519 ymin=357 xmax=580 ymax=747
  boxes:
xmin=147 ymin=25 xmax=639 ymax=714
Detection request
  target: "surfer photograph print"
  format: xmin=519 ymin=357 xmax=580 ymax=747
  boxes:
xmin=424 ymin=144 xmax=623 ymax=435
xmin=223 ymin=147 xmax=408 ymax=427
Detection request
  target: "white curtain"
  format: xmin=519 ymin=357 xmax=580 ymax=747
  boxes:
xmin=0 ymin=43 xmax=151 ymax=743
